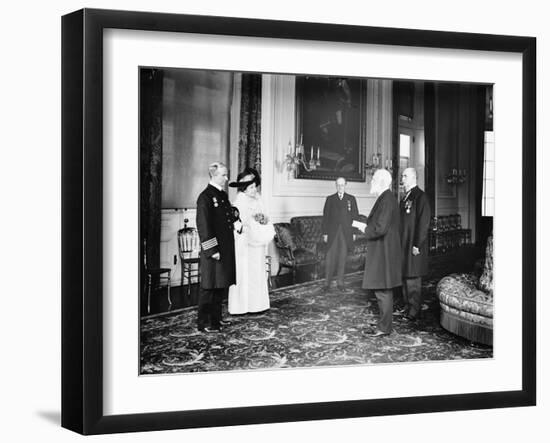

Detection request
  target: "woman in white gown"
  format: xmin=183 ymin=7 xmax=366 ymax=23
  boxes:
xmin=228 ymin=168 xmax=275 ymax=315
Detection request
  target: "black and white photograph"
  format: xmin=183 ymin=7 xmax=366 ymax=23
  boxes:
xmin=3 ymin=0 xmax=547 ymax=442
xmin=139 ymin=67 xmax=495 ymax=374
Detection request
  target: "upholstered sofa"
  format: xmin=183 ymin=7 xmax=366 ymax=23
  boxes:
xmin=436 ymin=236 xmax=493 ymax=345
xmin=273 ymin=215 xmax=368 ymax=282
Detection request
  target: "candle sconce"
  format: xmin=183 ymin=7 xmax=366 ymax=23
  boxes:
xmin=446 ymin=168 xmax=467 ymax=185
xmin=285 ymin=136 xmax=321 ymax=174
xmin=365 ymin=153 xmax=393 ymax=178
xmin=365 ymin=152 xmax=381 ymax=178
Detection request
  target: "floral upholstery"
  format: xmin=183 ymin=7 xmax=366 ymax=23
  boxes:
xmin=437 ymin=274 xmax=493 ymax=323
xmin=478 ymin=236 xmax=493 ymax=296
xmin=436 ymin=236 xmax=493 ymax=345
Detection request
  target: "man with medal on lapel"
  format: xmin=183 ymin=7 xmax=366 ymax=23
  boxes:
xmin=195 ymin=162 xmax=242 ymax=333
xmin=321 ymin=177 xmax=359 ymax=293
xmin=398 ymin=167 xmax=431 ymax=322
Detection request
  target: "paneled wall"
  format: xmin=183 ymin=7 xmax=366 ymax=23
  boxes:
xmin=260 ymin=74 xmax=393 ymax=223
xmin=159 ymin=208 xmax=197 ymax=286
xmin=161 ymin=69 xmax=234 ymax=209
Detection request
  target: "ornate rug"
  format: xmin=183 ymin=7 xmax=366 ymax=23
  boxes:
xmin=140 ymin=273 xmax=492 ymax=374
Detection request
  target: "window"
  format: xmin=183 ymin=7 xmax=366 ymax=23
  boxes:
xmin=400 ymin=133 xmax=411 ymax=159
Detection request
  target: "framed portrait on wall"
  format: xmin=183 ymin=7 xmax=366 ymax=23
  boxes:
xmin=294 ymin=75 xmax=367 ymax=182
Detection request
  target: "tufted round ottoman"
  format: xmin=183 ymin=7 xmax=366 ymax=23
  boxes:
xmin=436 ymin=236 xmax=493 ymax=346
xmin=437 ymin=274 xmax=493 ymax=345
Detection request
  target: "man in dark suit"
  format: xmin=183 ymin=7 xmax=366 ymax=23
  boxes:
xmin=398 ymin=167 xmax=431 ymax=321
xmin=360 ymin=169 xmax=402 ymax=337
xmin=195 ymin=162 xmax=242 ymax=333
xmin=322 ymin=177 xmax=359 ymax=293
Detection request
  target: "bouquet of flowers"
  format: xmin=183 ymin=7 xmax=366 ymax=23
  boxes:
xmin=253 ymin=212 xmax=269 ymax=225
xmin=248 ymin=212 xmax=274 ymax=246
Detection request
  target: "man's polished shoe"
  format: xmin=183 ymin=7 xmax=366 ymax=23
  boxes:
xmin=367 ymin=329 xmax=391 ymax=337
xmin=198 ymin=326 xmax=221 ymax=333
xmin=394 ymin=307 xmax=407 ymax=316
xmin=219 ymin=320 xmax=232 ymax=327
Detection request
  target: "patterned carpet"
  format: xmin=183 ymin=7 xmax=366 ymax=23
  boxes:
xmin=140 ymin=273 xmax=492 ymax=374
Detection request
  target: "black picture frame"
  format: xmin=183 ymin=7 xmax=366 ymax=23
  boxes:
xmin=62 ymin=8 xmax=536 ymax=435
xmin=295 ymin=75 xmax=367 ymax=182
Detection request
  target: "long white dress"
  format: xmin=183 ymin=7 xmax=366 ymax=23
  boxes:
xmin=228 ymin=192 xmax=275 ymax=314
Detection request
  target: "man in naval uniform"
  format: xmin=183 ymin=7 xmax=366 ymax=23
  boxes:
xmin=321 ymin=177 xmax=359 ymax=293
xmin=195 ymin=162 xmax=242 ymax=333
xmin=398 ymin=167 xmax=431 ymax=322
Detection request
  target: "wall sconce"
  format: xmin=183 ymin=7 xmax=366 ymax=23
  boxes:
xmin=365 ymin=153 xmax=393 ymax=178
xmin=365 ymin=152 xmax=381 ymax=176
xmin=285 ymin=135 xmax=321 ymax=173
xmin=446 ymin=168 xmax=467 ymax=185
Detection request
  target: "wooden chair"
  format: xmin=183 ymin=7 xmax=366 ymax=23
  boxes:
xmin=266 ymin=255 xmax=273 ymax=290
xmin=177 ymin=224 xmax=201 ymax=296
xmin=143 ymin=239 xmax=171 ymax=314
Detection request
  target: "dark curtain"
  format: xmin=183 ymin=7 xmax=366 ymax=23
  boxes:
xmin=238 ymin=74 xmax=262 ymax=174
xmin=471 ymin=85 xmax=487 ymax=246
xmin=424 ymin=82 xmax=436 ymax=213
xmin=140 ymin=68 xmax=164 ymax=276
xmin=395 ymin=81 xmax=415 ymax=120
xmin=391 ymin=82 xmax=400 ymax=193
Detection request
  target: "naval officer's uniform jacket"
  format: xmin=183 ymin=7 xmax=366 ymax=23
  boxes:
xmin=196 ymin=184 xmax=239 ymax=289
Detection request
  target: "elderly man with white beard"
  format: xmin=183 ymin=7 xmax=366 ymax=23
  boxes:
xmin=359 ymin=169 xmax=402 ymax=337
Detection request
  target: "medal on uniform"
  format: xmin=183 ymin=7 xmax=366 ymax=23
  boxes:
xmin=213 ymin=196 xmax=218 ymax=207
xmin=405 ymin=200 xmax=412 ymax=214
xmin=347 ymin=200 xmax=351 ymax=211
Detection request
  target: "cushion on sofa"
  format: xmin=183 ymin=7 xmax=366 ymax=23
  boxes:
xmin=274 ymin=222 xmax=301 ymax=251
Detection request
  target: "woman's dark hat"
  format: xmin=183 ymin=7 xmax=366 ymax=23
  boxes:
xmin=228 ymin=167 xmax=261 ymax=189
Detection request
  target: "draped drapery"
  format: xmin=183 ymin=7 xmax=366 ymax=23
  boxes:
xmin=140 ymin=68 xmax=164 ymax=274
xmin=238 ymin=74 xmax=262 ymax=174
xmin=471 ymin=85 xmax=487 ymax=246
xmin=424 ymin=82 xmax=436 ymax=212
xmin=424 ymin=83 xmax=486 ymax=244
